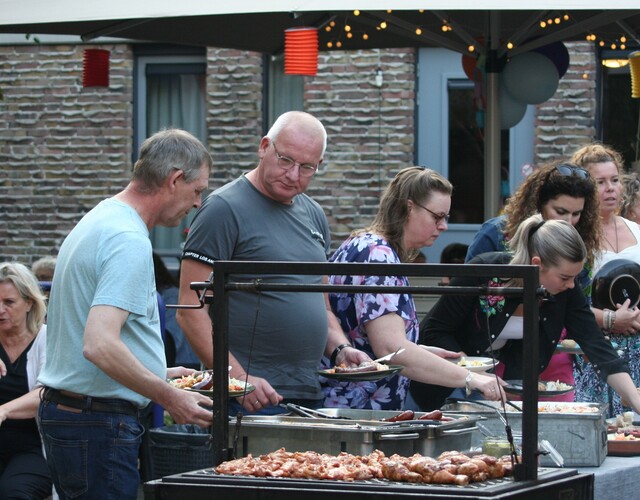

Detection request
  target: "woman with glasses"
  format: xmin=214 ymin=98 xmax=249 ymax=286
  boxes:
xmin=418 ymin=215 xmax=640 ymax=414
xmin=572 ymin=143 xmax=640 ymax=415
xmin=415 ymin=161 xmax=605 ymax=406
xmin=320 ymin=167 xmax=506 ymax=410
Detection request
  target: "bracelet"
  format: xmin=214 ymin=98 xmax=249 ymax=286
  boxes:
xmin=603 ymin=309 xmax=616 ymax=331
xmin=465 ymin=371 xmax=474 ymax=397
xmin=330 ymin=343 xmax=351 ymax=366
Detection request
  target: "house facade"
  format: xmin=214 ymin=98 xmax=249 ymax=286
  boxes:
xmin=1 ymin=37 xmax=627 ymax=266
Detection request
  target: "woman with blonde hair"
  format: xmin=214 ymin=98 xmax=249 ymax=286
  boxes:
xmin=419 ymin=215 xmax=640 ymax=413
xmin=321 ymin=166 xmax=506 ymax=410
xmin=572 ymin=143 xmax=640 ymax=415
xmin=458 ymin=161 xmax=602 ymax=403
xmin=0 ymin=262 xmax=51 ymax=498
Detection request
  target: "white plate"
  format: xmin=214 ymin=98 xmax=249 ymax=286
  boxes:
xmin=447 ymin=356 xmax=500 ymax=372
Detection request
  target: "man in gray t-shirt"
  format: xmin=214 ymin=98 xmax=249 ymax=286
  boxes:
xmin=178 ymin=111 xmax=369 ymax=414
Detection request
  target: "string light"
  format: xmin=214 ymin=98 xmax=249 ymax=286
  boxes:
xmin=379 ymin=21 xmax=387 ymax=29
xmin=353 ymin=10 xmax=360 ymax=16
xmin=507 ymin=41 xmax=514 ymax=50
xmin=363 ymin=33 xmax=368 ymax=40
xmin=415 ymin=28 xmax=423 ymax=36
xmin=347 ymin=32 xmax=353 ymax=39
xmin=344 ymin=25 xmax=351 ymax=32
xmin=540 ymin=21 xmax=547 ymax=28
xmin=468 ymin=45 xmax=475 ymax=53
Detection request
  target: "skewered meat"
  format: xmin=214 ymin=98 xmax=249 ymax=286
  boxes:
xmin=215 ymin=448 xmax=512 ymax=485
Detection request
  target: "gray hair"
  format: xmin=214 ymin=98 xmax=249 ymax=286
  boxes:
xmin=509 ymin=214 xmax=586 ymax=271
xmin=132 ymin=129 xmax=212 ymax=190
xmin=266 ymin=111 xmax=327 ymax=156
xmin=0 ymin=262 xmax=47 ymax=335
xmin=32 ymin=256 xmax=56 ymax=279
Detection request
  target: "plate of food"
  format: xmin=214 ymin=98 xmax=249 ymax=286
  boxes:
xmin=318 ymin=362 xmax=404 ymax=381
xmin=447 ymin=356 xmax=499 ymax=372
xmin=504 ymin=380 xmax=574 ymax=397
xmin=554 ymin=339 xmax=583 ymax=354
xmin=168 ymin=371 xmax=255 ymax=398
xmin=608 ymin=431 xmax=640 ymax=456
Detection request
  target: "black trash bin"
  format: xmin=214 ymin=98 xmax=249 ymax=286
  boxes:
xmin=148 ymin=424 xmax=215 ymax=479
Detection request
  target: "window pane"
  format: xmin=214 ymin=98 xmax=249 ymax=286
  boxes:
xmin=448 ymin=83 xmax=510 ymax=223
xmin=144 ymin=67 xmax=206 ymax=251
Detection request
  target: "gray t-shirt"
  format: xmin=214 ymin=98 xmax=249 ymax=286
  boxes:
xmin=183 ymin=176 xmax=331 ymax=399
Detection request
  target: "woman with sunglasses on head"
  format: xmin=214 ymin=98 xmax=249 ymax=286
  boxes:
xmin=320 ymin=167 xmax=507 ymax=410
xmin=418 ymin=215 xmax=640 ymax=414
xmin=413 ymin=161 xmax=603 ymax=407
xmin=572 ymin=143 xmax=640 ymax=415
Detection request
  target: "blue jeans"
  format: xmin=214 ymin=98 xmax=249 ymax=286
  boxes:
xmin=38 ymin=399 xmax=144 ymax=500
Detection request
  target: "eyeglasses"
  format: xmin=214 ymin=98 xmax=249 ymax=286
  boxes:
xmin=413 ymin=201 xmax=450 ymax=225
xmin=271 ymin=142 xmax=319 ymax=178
xmin=555 ymin=164 xmax=590 ymax=179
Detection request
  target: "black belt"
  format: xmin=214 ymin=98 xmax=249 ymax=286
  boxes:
xmin=42 ymin=387 xmax=139 ymax=417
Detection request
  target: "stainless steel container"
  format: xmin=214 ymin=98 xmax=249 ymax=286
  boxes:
xmin=442 ymin=401 xmax=608 ymax=467
xmin=229 ymin=409 xmax=478 ymax=458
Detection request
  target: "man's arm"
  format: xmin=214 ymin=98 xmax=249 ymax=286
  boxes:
xmin=176 ymin=259 xmax=216 ymax=368
xmin=83 ymin=305 xmax=213 ymax=427
xmin=177 ymin=259 xmax=282 ymax=410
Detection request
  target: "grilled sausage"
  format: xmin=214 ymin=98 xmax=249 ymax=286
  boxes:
xmin=383 ymin=410 xmax=415 ymax=422
xmin=419 ymin=410 xmax=443 ymax=420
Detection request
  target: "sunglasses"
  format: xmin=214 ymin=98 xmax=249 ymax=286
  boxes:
xmin=555 ymin=164 xmax=590 ymax=179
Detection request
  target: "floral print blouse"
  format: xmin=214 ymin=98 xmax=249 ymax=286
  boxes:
xmin=320 ymin=233 xmax=419 ymax=410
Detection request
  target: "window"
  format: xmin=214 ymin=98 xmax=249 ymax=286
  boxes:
xmin=601 ymin=48 xmax=640 ymax=169
xmin=134 ymin=51 xmax=207 ymax=253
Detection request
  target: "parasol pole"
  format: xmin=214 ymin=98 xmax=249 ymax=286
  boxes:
xmin=484 ymin=11 xmax=502 ymax=219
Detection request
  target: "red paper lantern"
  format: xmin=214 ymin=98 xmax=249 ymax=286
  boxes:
xmin=82 ymin=48 xmax=109 ymax=88
xmin=284 ymin=27 xmax=318 ymax=76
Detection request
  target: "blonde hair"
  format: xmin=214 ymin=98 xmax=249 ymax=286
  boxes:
xmin=0 ymin=262 xmax=47 ymax=335
xmin=571 ymin=143 xmax=625 ymax=175
xmin=508 ymin=214 xmax=586 ymax=287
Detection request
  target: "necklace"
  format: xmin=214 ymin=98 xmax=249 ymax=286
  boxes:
xmin=603 ymin=217 xmax=619 ymax=253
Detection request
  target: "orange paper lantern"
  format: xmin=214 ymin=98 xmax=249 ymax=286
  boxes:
xmin=630 ymin=51 xmax=640 ymax=98
xmin=284 ymin=27 xmax=318 ymax=76
xmin=82 ymin=48 xmax=110 ymax=88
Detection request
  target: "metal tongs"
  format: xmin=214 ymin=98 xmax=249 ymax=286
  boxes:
xmin=281 ymin=403 xmax=350 ymax=420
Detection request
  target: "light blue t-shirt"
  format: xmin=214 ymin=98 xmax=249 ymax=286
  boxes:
xmin=38 ymin=198 xmax=166 ymax=407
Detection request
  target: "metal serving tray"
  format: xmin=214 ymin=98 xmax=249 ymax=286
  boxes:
xmin=229 ymin=409 xmax=479 ymax=458
xmin=442 ymin=401 xmax=608 ymax=467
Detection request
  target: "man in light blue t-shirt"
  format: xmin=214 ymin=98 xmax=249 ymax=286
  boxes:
xmin=38 ymin=129 xmax=214 ymax=499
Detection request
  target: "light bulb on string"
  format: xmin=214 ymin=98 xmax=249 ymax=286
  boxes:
xmin=353 ymin=10 xmax=360 ymax=16
xmin=599 ymin=40 xmax=605 ymax=47
xmin=507 ymin=41 xmax=514 ymax=50
xmin=468 ymin=45 xmax=475 ymax=53
xmin=564 ymin=14 xmax=570 ymax=21
xmin=363 ymin=33 xmax=369 ymax=40
xmin=347 ymin=32 xmax=353 ymax=39
xmin=540 ymin=21 xmax=547 ymax=28
xmin=336 ymin=41 xmax=342 ymax=48
xmin=380 ymin=21 xmax=387 ymax=29
xmin=621 ymin=36 xmax=627 ymax=43
xmin=415 ymin=28 xmax=422 ymax=36
xmin=325 ymin=26 xmax=331 ymax=32
xmin=344 ymin=25 xmax=351 ymax=32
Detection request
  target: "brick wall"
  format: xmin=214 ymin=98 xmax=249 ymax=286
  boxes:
xmin=0 ymin=42 xmax=597 ymax=264
xmin=534 ymin=41 xmax=598 ymax=162
xmin=0 ymin=43 xmax=133 ymax=263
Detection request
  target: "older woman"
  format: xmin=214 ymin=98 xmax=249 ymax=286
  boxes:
xmin=320 ymin=167 xmax=506 ymax=410
xmin=0 ymin=262 xmax=51 ymax=498
xmin=572 ymin=143 xmax=640 ymax=415
xmin=419 ymin=215 xmax=640 ymax=413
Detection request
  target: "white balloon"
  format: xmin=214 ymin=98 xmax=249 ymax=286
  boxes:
xmin=503 ymin=52 xmax=560 ymax=105
xmin=499 ymin=80 xmax=527 ymax=129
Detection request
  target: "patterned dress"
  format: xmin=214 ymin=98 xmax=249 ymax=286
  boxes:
xmin=574 ymin=217 xmax=640 ymax=417
xmin=320 ymin=233 xmax=419 ymax=410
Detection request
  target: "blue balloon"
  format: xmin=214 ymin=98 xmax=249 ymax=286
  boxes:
xmin=499 ymin=80 xmax=527 ymax=129
xmin=502 ymin=52 xmax=560 ymax=105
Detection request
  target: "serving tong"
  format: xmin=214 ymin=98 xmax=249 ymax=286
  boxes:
xmin=281 ymin=403 xmax=351 ymax=420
